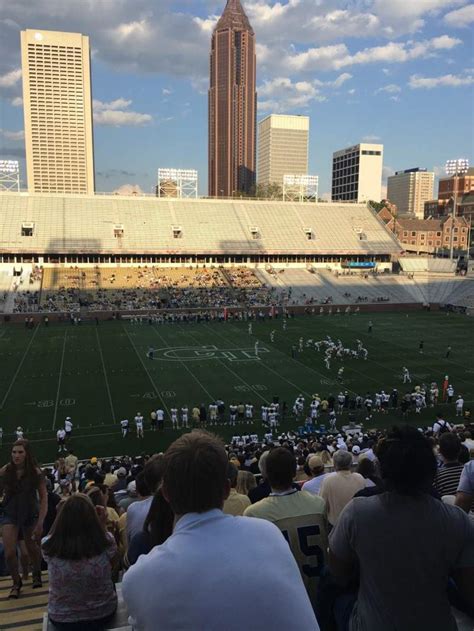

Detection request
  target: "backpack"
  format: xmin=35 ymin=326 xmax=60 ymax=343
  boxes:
xmin=438 ymin=420 xmax=450 ymax=434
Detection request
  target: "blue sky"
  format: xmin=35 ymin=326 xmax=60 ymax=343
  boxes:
xmin=0 ymin=0 xmax=473 ymax=197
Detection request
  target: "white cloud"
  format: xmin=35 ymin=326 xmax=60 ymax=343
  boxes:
xmin=93 ymin=98 xmax=152 ymax=126
xmin=444 ymin=4 xmax=474 ymax=26
xmin=11 ymin=96 xmax=23 ymax=107
xmin=433 ymin=165 xmax=446 ymax=177
xmin=382 ymin=165 xmax=395 ymax=180
xmin=409 ymin=72 xmax=474 ymax=88
xmin=375 ymin=84 xmax=402 ymax=94
xmin=257 ymin=77 xmax=324 ymax=112
xmin=0 ymin=67 xmax=21 ymax=87
xmin=257 ymin=73 xmax=351 ymax=111
xmin=363 ymin=134 xmax=382 ymax=142
xmin=93 ymin=98 xmax=132 ymax=111
xmin=0 ymin=128 xmax=24 ymax=141
xmin=348 ymin=88 xmax=356 ymax=95
xmin=162 ymin=88 xmax=173 ymax=96
xmin=331 ymin=72 xmax=352 ymax=88
xmin=372 ymin=0 xmax=466 ymax=35
xmin=112 ymin=184 xmax=144 ymax=195
xmin=280 ymin=35 xmax=462 ymax=73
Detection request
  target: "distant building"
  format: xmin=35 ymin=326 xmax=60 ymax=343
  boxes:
xmin=208 ymin=0 xmax=256 ymax=197
xmin=438 ymin=167 xmax=474 ymax=201
xmin=332 ymin=143 xmax=383 ymax=203
xmin=380 ymin=214 xmax=469 ymax=254
xmin=387 ymin=168 xmax=434 ymax=218
xmin=257 ymin=115 xmax=309 ymax=187
xmin=424 ymin=199 xmax=446 ymax=218
xmin=458 ymin=192 xmax=474 ymax=224
xmin=21 ymin=29 xmax=95 ymax=194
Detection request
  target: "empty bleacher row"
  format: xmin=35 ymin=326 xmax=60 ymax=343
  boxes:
xmin=0 ymin=193 xmax=401 ymax=257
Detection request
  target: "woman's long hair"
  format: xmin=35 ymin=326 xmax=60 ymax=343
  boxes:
xmin=236 ymin=470 xmax=257 ymax=495
xmin=42 ymin=494 xmax=110 ymax=560
xmin=3 ymin=439 xmax=41 ymax=497
xmin=143 ymin=488 xmax=174 ymax=547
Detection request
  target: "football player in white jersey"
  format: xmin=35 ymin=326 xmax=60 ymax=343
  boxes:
xmin=170 ymin=407 xmax=179 ymax=429
xmin=181 ymin=406 xmax=189 ymax=428
xmin=134 ymin=412 xmax=144 ymax=438
xmin=245 ymin=403 xmax=253 ymax=424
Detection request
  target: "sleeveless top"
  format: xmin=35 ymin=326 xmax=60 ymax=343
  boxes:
xmin=1 ymin=470 xmax=41 ymax=527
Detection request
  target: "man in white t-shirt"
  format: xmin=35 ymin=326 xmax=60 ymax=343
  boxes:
xmin=156 ymin=408 xmax=165 ymax=430
xmin=455 ymin=396 xmax=464 ymax=417
xmin=123 ymin=433 xmax=319 ymax=631
xmin=56 ymin=428 xmax=66 ymax=452
xmin=64 ymin=417 xmax=73 ymax=438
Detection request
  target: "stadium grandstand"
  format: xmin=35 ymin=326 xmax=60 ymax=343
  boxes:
xmin=1 ymin=192 xmax=473 ymax=316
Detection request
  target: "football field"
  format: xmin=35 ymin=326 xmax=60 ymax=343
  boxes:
xmin=0 ymin=311 xmax=473 ymax=463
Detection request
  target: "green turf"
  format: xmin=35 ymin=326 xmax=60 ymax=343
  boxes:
xmin=0 ymin=311 xmax=473 ymax=463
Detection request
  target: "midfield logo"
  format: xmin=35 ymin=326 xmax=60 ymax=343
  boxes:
xmin=149 ymin=345 xmax=269 ymax=362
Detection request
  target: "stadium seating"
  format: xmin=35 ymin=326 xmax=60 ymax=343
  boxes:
xmin=400 ymin=258 xmax=457 ymax=274
xmin=0 ymin=193 xmax=400 ymax=256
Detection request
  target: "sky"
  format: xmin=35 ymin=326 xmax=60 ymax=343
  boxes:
xmin=0 ymin=0 xmax=473 ymax=198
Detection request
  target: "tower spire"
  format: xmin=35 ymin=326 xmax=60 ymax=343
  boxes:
xmin=215 ymin=0 xmax=253 ymax=33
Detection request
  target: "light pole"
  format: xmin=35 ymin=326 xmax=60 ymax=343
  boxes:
xmin=445 ymin=159 xmax=469 ymax=260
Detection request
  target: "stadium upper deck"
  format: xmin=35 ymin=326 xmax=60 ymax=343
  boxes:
xmin=0 ymin=192 xmax=401 ymax=261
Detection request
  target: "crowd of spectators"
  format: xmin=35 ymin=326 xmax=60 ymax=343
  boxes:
xmin=1 ymin=419 xmax=473 ymax=630
xmin=34 ymin=265 xmax=282 ymax=313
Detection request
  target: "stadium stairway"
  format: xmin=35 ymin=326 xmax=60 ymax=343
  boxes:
xmin=0 ymin=573 xmax=50 ymax=630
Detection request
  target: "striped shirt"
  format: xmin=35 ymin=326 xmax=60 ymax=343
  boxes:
xmin=434 ymin=462 xmax=464 ymax=497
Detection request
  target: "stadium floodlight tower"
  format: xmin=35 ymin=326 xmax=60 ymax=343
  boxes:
xmin=0 ymin=160 xmax=20 ymax=192
xmin=283 ymin=174 xmax=319 ymax=202
xmin=445 ymin=158 xmax=469 ymax=260
xmin=157 ymin=168 xmax=198 ymax=199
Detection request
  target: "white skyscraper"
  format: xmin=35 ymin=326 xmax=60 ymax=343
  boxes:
xmin=332 ymin=143 xmax=383 ymax=203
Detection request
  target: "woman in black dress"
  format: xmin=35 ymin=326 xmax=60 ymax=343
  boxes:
xmin=0 ymin=439 xmax=47 ymax=598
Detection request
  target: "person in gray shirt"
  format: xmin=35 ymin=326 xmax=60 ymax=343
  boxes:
xmin=329 ymin=426 xmax=474 ymax=631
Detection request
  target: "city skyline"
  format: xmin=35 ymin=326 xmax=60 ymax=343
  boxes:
xmin=0 ymin=0 xmax=473 ymax=197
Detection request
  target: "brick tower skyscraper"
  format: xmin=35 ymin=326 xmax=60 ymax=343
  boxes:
xmin=208 ymin=0 xmax=256 ymax=197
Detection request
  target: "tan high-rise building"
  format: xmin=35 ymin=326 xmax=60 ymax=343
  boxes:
xmin=257 ymin=114 xmax=309 ymax=187
xmin=332 ymin=143 xmax=383 ymax=203
xmin=21 ymin=29 xmax=95 ymax=194
xmin=387 ymin=168 xmax=434 ymax=218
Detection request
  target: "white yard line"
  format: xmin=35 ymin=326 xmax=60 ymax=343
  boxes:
xmin=151 ymin=327 xmax=216 ymax=402
xmin=95 ymin=328 xmax=116 ymax=423
xmin=122 ymin=324 xmax=170 ymax=416
xmin=52 ymin=329 xmax=68 ymax=429
xmin=204 ymin=323 xmax=314 ymax=398
xmin=0 ymin=324 xmax=40 ymax=410
xmin=195 ymin=326 xmax=270 ymax=403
